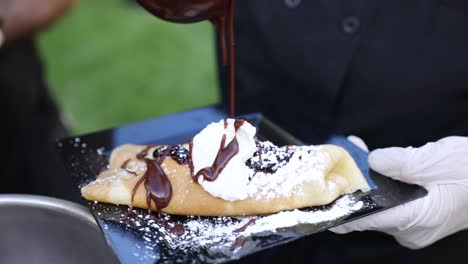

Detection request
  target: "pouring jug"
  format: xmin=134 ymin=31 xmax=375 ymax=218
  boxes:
xmin=136 ymin=0 xmax=229 ymax=23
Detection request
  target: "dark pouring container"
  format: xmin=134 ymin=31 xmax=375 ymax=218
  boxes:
xmin=136 ymin=0 xmax=228 ymax=23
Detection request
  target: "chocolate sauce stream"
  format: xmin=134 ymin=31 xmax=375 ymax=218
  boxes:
xmin=212 ymin=17 xmax=228 ymax=65
xmin=135 ymin=0 xmax=237 ymax=117
xmin=228 ymin=0 xmax=236 ymax=117
xmin=193 ymin=119 xmax=245 ymax=182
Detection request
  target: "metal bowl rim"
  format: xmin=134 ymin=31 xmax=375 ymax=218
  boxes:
xmin=0 ymin=194 xmax=96 ymax=226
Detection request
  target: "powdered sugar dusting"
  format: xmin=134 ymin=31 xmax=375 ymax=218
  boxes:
xmin=183 ymin=195 xmax=362 ymax=240
xmin=244 ymin=195 xmax=363 ymax=233
xmin=115 ymin=195 xmax=363 ymax=262
xmin=246 ymin=143 xmax=330 ymax=199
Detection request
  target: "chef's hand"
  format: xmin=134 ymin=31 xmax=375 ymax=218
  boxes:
xmin=331 ymin=136 xmax=468 ymax=249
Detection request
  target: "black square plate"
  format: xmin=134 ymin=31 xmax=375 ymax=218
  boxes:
xmin=57 ymin=105 xmax=428 ymax=264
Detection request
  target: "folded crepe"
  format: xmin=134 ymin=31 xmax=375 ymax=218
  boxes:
xmin=81 ymin=119 xmax=370 ymax=216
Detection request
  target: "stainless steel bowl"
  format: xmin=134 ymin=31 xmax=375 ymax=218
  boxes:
xmin=0 ymin=194 xmax=118 ymax=264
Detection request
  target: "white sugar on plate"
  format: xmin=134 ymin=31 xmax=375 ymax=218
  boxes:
xmin=242 ymin=194 xmax=363 ymax=235
xmin=129 ymin=194 xmax=363 ymax=255
xmin=186 ymin=194 xmax=362 ymax=239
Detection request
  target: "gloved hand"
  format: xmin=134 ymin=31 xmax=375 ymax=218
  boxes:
xmin=331 ymin=136 xmax=468 ymax=249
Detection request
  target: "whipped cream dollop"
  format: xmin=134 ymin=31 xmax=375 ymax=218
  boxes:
xmin=191 ymin=119 xmax=330 ymax=201
xmin=191 ymin=119 xmax=257 ymax=201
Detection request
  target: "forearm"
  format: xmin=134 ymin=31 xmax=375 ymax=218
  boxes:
xmin=0 ymin=0 xmax=77 ymax=44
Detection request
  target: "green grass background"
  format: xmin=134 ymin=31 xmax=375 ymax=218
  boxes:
xmin=38 ymin=0 xmax=219 ymax=135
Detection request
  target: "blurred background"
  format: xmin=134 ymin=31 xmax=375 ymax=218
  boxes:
xmin=39 ymin=0 xmax=219 ymax=135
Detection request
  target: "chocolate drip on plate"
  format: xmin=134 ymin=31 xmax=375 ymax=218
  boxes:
xmin=169 ymin=224 xmax=186 ymax=236
xmin=230 ymin=236 xmax=245 ymax=251
xmin=233 ymin=218 xmax=256 ymax=233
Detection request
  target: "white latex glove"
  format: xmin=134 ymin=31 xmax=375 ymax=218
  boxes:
xmin=332 ymin=136 xmax=468 ymax=249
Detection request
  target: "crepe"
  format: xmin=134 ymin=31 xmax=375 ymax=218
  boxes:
xmin=81 ymin=143 xmax=370 ymax=216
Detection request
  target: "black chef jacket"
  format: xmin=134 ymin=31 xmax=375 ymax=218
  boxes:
xmin=0 ymin=39 xmax=79 ymax=202
xmin=217 ymin=0 xmax=468 ymax=263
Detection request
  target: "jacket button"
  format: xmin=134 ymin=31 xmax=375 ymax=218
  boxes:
xmin=342 ymin=16 xmax=360 ymax=35
xmin=285 ymin=0 xmax=301 ymax=8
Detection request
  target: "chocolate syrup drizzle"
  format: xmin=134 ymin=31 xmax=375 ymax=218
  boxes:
xmin=255 ymin=141 xmax=263 ymax=166
xmin=191 ymin=119 xmax=245 ymax=182
xmin=121 ymin=159 xmax=138 ymax=176
xmin=188 ymin=139 xmax=195 ymax=176
xmin=127 ymin=146 xmax=185 ymax=236
xmin=130 ymin=146 xmax=173 ymax=214
xmin=136 ymin=145 xmax=154 ymax=160
xmin=121 ymin=159 xmax=131 ymax=169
